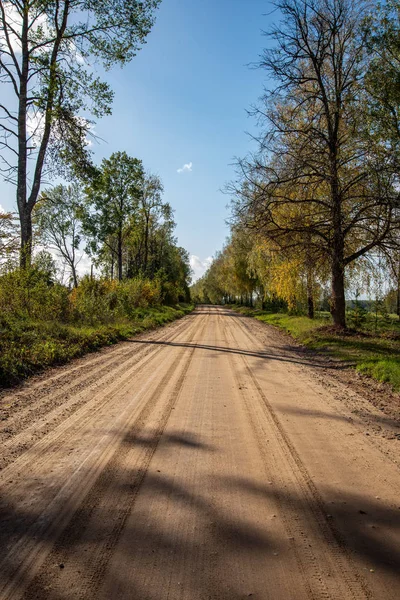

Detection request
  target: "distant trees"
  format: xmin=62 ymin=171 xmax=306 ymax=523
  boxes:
xmin=229 ymin=0 xmax=399 ymax=327
xmin=0 ymin=0 xmax=161 ymax=266
xmin=77 ymin=151 xmax=190 ymax=299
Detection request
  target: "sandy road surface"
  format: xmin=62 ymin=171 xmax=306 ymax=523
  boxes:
xmin=0 ymin=306 xmax=399 ymax=600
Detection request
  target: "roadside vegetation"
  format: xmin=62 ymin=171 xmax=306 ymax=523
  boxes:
xmin=0 ymin=150 xmax=193 ymax=387
xmin=0 ymin=262 xmax=192 ymax=386
xmin=191 ymin=0 xmax=400 ymax=391
xmin=228 ymin=306 xmax=400 ymax=391
xmin=0 ymin=2 xmax=196 ymax=387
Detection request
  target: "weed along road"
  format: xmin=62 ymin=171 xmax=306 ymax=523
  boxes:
xmin=0 ymin=306 xmax=399 ymax=599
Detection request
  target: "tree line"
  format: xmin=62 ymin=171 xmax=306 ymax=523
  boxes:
xmin=193 ymin=0 xmax=400 ymax=328
xmin=0 ymin=1 xmax=191 ymax=300
xmin=0 ymin=1 xmax=160 ymax=263
xmin=34 ymin=152 xmax=191 ymax=299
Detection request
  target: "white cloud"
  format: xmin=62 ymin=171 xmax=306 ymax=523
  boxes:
xmin=177 ymin=162 xmax=193 ymax=174
xmin=0 ymin=204 xmax=5 ymax=214
xmin=190 ymin=255 xmax=212 ymax=282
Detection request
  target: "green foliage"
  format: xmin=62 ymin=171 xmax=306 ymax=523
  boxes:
xmin=349 ymin=299 xmax=368 ymax=329
xmin=0 ymin=263 xmax=70 ymax=321
xmin=83 ymin=152 xmax=145 ymax=272
xmin=0 ymin=264 xmax=193 ymax=386
xmin=1 ymin=0 xmax=161 ymax=177
xmin=0 ymin=263 xmax=187 ymax=328
xmin=34 ymin=184 xmax=83 ymax=287
xmin=0 ymin=304 xmax=193 ymax=387
xmin=0 ymin=210 xmax=19 ymax=264
xmin=364 ymin=0 xmax=400 ymax=150
xmin=81 ymin=156 xmax=191 ymax=294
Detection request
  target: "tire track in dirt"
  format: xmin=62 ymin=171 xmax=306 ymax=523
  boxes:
xmin=220 ymin=311 xmax=371 ymax=600
xmin=0 ymin=316 xmax=207 ymax=600
xmin=0 ymin=314 xmax=204 ymax=554
xmin=0 ymin=314 xmax=190 ymax=422
xmin=1 ymin=307 xmax=398 ymax=600
xmin=234 ymin=313 xmax=400 ymax=463
xmin=0 ymin=315 xmax=196 ymax=470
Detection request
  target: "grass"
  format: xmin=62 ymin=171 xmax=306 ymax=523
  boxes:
xmin=229 ymin=305 xmax=400 ymax=391
xmin=0 ymin=304 xmax=193 ymax=387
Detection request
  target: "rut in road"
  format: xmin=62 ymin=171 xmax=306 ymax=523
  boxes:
xmin=0 ymin=307 xmax=399 ymax=600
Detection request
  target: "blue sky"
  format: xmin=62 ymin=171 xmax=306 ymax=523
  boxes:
xmin=0 ymin=0 xmax=273 ymax=280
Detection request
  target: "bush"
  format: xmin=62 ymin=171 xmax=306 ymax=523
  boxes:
xmin=69 ymin=276 xmax=162 ymax=324
xmin=69 ymin=277 xmax=120 ymax=324
xmin=0 ymin=265 xmax=70 ymax=321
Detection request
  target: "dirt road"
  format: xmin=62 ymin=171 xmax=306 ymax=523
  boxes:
xmin=0 ymin=306 xmax=399 ymax=599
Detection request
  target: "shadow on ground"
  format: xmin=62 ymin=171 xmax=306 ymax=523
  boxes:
xmin=1 ymin=422 xmax=399 ymax=600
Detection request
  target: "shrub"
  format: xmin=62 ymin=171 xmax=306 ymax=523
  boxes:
xmin=0 ymin=265 xmax=69 ymax=321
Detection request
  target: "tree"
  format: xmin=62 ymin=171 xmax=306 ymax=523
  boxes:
xmin=364 ymin=0 xmax=400 ymax=154
xmin=83 ymin=151 xmax=144 ymax=281
xmin=139 ymin=173 xmax=165 ymax=275
xmin=0 ymin=0 xmax=161 ymax=266
xmin=246 ymin=231 xmax=327 ymax=317
xmin=34 ymin=183 xmax=83 ymax=287
xmin=0 ymin=207 xmax=19 ymax=265
xmin=232 ymin=0 xmax=399 ymax=327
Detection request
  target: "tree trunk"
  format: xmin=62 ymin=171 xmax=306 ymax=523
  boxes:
xmin=330 ymin=160 xmax=346 ymax=328
xmin=331 ymin=259 xmax=346 ymax=327
xmin=17 ymin=11 xmax=29 ymax=268
xmin=19 ymin=209 xmax=32 ymax=269
xmin=306 ymin=265 xmax=314 ymax=319
xmin=307 ymin=294 xmax=314 ymax=320
xmin=143 ymin=215 xmax=150 ymax=274
xmin=71 ymin=264 xmax=78 ymax=288
xmin=117 ymin=228 xmax=123 ymax=281
xmin=17 ymin=2 xmax=70 ymax=268
xmin=397 ymin=258 xmax=400 ymax=318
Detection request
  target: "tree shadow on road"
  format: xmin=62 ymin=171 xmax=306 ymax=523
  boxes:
xmin=128 ymin=339 xmax=342 ymax=370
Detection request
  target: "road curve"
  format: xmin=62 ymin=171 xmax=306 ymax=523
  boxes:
xmin=0 ymin=306 xmax=399 ymax=599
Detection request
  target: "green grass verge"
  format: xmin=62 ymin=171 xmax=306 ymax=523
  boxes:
xmin=0 ymin=304 xmax=194 ymax=387
xmin=229 ymin=305 xmax=400 ymax=391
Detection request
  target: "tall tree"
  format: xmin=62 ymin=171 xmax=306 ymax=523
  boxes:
xmin=139 ymin=173 xmax=165 ymax=275
xmin=0 ymin=0 xmax=160 ymax=266
xmin=232 ymin=0 xmax=399 ymax=327
xmin=84 ymin=151 xmax=144 ymax=280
